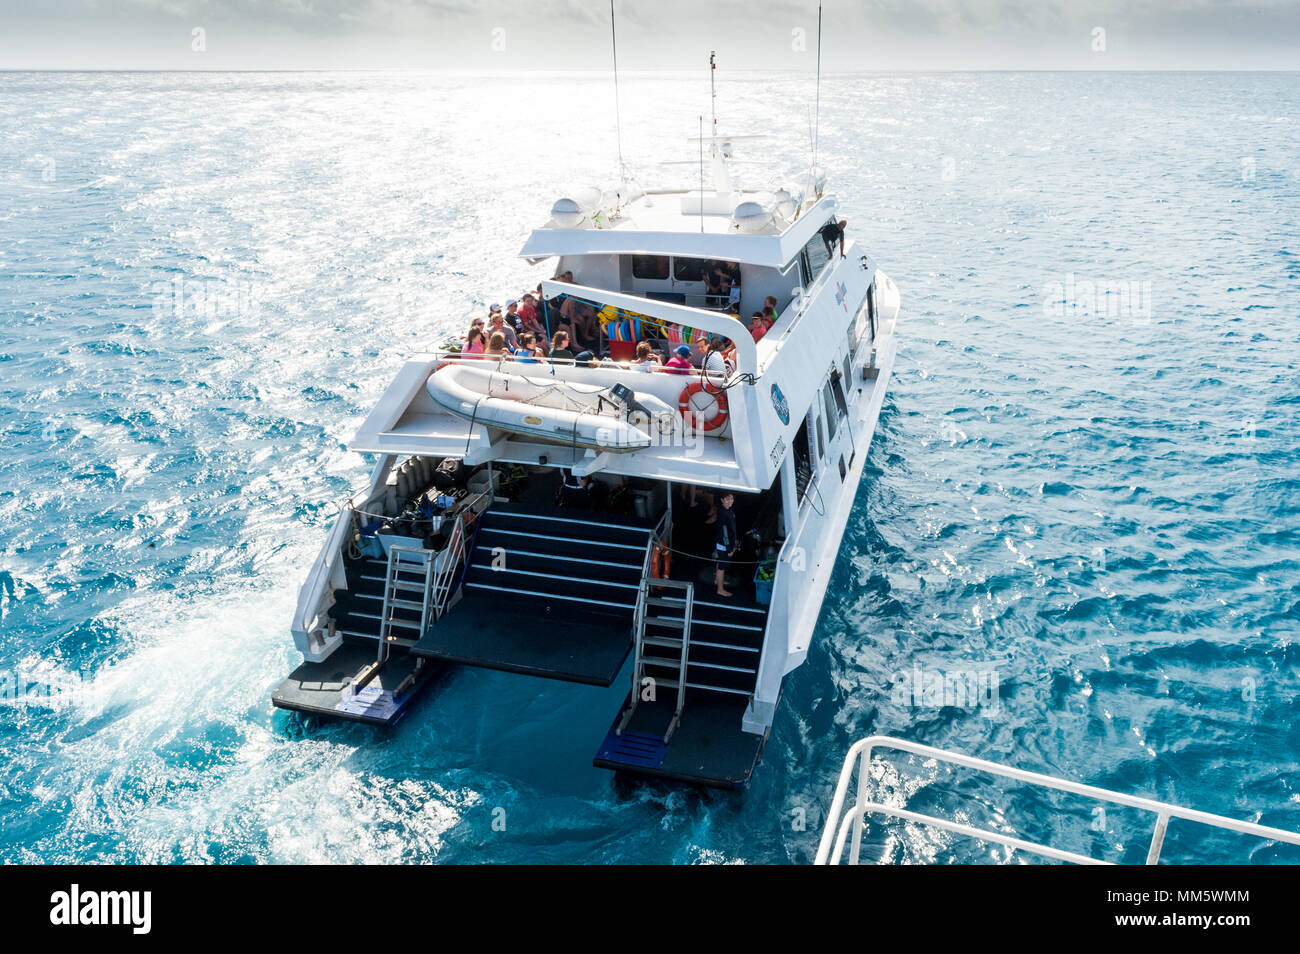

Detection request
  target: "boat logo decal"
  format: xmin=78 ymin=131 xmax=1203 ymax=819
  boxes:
xmin=835 ymin=281 xmax=849 ymax=312
xmin=770 ymin=383 xmax=790 ymax=425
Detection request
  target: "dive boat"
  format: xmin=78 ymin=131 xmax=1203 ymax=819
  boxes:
xmin=272 ymin=124 xmax=902 ymax=787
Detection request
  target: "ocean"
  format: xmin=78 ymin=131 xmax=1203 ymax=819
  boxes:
xmin=1 ymin=70 xmax=1297 ymax=864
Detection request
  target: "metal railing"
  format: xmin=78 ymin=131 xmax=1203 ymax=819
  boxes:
xmin=816 ymin=735 xmax=1300 ymax=866
xmin=428 ymin=485 xmax=494 ymax=618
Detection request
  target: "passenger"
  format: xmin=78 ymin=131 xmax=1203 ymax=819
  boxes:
xmin=749 ymin=311 xmax=770 ymax=342
xmin=703 ymin=337 xmax=730 ymax=375
xmin=484 ymin=331 xmax=511 ymax=359
xmin=764 ymin=295 xmax=779 ymax=318
xmin=503 ymin=299 xmax=523 ymax=333
xmin=664 ymin=344 xmax=693 ymax=374
xmin=572 ymin=304 xmax=601 ymax=355
xmin=703 ymin=268 xmax=726 ymax=304
xmin=689 ymin=338 xmax=709 ymax=369
xmin=550 ymin=330 xmax=575 ymax=363
xmin=560 ymin=469 xmax=590 ymax=508
xmin=713 ymin=492 xmax=738 ymax=598
xmin=514 ymin=332 xmax=542 ymax=363
xmin=486 ymin=307 xmax=519 ymax=350
xmin=634 ymin=341 xmax=662 ymax=371
xmin=819 ymin=218 xmax=848 ymax=259
xmin=464 ymin=325 xmax=487 ymax=355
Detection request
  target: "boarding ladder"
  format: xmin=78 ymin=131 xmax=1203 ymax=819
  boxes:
xmin=817 ymin=735 xmax=1300 ymax=865
xmin=618 ymin=576 xmax=694 ymax=743
xmin=354 ymin=545 xmax=434 ymax=694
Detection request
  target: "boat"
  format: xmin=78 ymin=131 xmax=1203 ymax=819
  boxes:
xmin=271 ymin=57 xmax=903 ymax=788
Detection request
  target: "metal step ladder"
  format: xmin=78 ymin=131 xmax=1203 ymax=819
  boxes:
xmin=354 ymin=545 xmax=434 ymax=695
xmin=618 ymin=577 xmax=693 ymax=742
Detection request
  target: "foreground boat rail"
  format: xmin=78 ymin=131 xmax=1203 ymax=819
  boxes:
xmin=816 ymin=735 xmax=1300 ymax=865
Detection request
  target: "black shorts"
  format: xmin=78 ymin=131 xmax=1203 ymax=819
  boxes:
xmin=714 ymin=549 xmax=732 ymax=571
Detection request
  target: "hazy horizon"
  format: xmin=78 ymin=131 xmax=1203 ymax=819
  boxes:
xmin=2 ymin=1 xmax=1299 ymax=72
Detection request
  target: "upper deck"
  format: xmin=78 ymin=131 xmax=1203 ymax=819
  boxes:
xmin=350 ymin=149 xmax=888 ymax=494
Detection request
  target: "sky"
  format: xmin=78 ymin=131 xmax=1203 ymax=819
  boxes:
xmin=0 ymin=0 xmax=1298 ymax=71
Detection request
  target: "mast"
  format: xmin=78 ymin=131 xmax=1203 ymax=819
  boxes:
xmin=610 ymin=0 xmax=627 ymax=186
xmin=814 ymin=2 xmax=822 ymax=198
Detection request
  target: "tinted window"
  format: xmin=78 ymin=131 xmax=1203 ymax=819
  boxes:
xmin=822 ymin=381 xmax=838 ymax=440
xmin=632 ymin=255 xmax=669 ymax=280
xmin=673 ymin=257 xmax=709 ymax=282
xmin=803 ymin=231 xmax=832 ymax=283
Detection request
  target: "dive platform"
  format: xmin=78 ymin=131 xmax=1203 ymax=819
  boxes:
xmin=271 ymin=641 xmax=442 ymax=727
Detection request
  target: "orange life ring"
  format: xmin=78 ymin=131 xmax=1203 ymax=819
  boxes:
xmin=650 ymin=542 xmax=662 ymax=580
xmin=678 ymin=381 xmax=729 ymax=432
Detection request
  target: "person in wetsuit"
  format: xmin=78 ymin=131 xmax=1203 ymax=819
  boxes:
xmin=819 ymin=218 xmax=848 ymax=259
xmin=713 ymin=492 xmax=738 ymax=597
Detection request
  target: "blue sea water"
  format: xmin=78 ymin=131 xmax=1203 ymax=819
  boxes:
xmin=1 ymin=70 xmax=1297 ymax=865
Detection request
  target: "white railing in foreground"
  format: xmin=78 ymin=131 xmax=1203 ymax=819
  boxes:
xmin=816 ymin=735 xmax=1300 ymax=866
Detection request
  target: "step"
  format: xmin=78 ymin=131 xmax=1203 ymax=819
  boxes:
xmin=463 ymin=568 xmax=639 ymax=610
xmin=467 ymin=547 xmax=644 ymax=582
xmin=642 ymin=658 xmax=757 ymax=693
xmin=467 ymin=563 xmax=639 ymax=592
xmin=476 ymin=525 xmax=647 ymax=556
xmin=486 ymin=506 xmax=656 ymax=544
xmin=642 ymin=635 xmax=759 ymax=655
xmin=334 ymin=627 xmax=418 ymax=649
xmin=386 ymin=597 xmax=427 ymax=611
xmin=460 ymin=582 xmax=635 ymax=615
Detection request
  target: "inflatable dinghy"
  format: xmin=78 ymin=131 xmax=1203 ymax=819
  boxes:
xmin=427 ymin=362 xmax=676 ymax=452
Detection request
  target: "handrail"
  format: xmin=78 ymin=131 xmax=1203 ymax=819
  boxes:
xmin=429 ymin=485 xmax=494 ymax=617
xmin=816 ymin=735 xmax=1300 ymax=866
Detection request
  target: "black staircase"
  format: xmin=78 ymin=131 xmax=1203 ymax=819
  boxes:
xmin=409 ymin=502 xmax=657 ymax=685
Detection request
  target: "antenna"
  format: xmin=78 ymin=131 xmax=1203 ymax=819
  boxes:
xmin=813 ymin=2 xmax=822 ymax=198
xmin=699 ymin=114 xmax=705 ymax=232
xmin=610 ymin=0 xmax=626 ymax=184
xmin=709 ymin=51 xmax=718 ymax=151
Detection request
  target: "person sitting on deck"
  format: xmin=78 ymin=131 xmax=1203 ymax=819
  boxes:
xmin=514 ymin=332 xmax=542 ymax=363
xmin=749 ymin=311 xmax=771 ymax=342
xmin=664 ymin=344 xmax=693 ymax=374
xmin=571 ymin=303 xmax=600 ymax=355
xmin=819 ymin=218 xmax=848 ymax=259
xmin=503 ymin=299 xmax=523 ymax=333
xmin=703 ymin=337 xmax=731 ymax=376
xmin=634 ymin=341 xmax=662 ymax=371
xmin=463 ymin=325 xmax=487 ymax=355
xmin=549 ymin=330 xmax=575 ymax=363
xmin=484 ymin=331 xmax=511 ymax=359
xmin=487 ymin=306 xmax=519 ymax=350
xmin=713 ymin=492 xmax=738 ymax=598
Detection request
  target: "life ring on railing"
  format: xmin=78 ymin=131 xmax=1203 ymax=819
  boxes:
xmin=678 ymin=381 xmax=729 ymax=432
xmin=650 ymin=541 xmax=672 ymax=591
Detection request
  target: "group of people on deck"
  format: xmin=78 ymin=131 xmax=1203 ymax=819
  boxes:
xmin=457 ymin=270 xmax=787 ymax=373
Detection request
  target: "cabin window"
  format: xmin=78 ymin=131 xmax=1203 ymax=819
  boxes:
xmin=632 ymin=255 xmax=670 ymax=280
xmin=792 ymin=416 xmax=812 ymax=503
xmin=802 ymin=230 xmax=833 ymax=285
xmin=672 ymin=257 xmax=710 ymax=282
xmin=821 ymin=381 xmax=839 ymax=441
xmin=842 ymin=355 xmax=853 ymax=391
xmin=831 ymin=369 xmax=849 ymax=417
xmin=815 ymin=409 xmax=826 ymax=458
xmin=851 ymin=284 xmax=875 ymax=354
